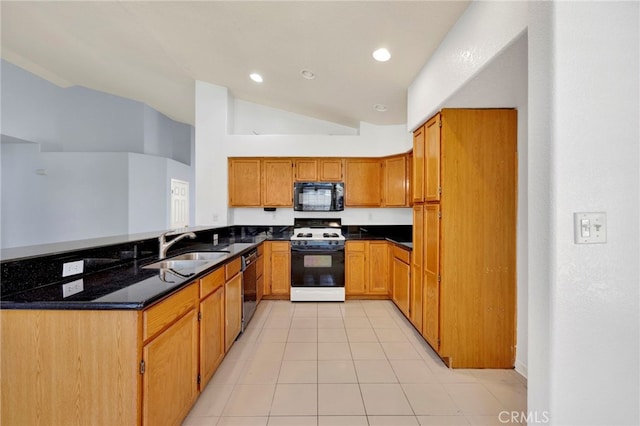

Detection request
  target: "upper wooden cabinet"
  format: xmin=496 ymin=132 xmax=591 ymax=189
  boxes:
xmin=383 ymin=155 xmax=409 ymax=207
xmin=228 ymin=158 xmax=262 ymax=206
xmin=412 ymin=125 xmax=425 ymax=203
xmin=345 ymin=158 xmax=382 ymax=206
xmin=293 ymin=158 xmax=343 ymax=182
xmin=425 ymin=113 xmax=441 ymax=202
xmin=263 ymin=159 xmax=293 ymax=207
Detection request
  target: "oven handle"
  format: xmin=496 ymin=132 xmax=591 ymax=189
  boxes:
xmin=290 ymin=246 xmax=345 ymax=253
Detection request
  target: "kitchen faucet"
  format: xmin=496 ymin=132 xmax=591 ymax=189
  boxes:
xmin=158 ymin=230 xmax=196 ymax=259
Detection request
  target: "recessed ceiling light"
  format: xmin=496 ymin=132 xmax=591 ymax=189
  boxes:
xmin=300 ymin=69 xmax=316 ymax=80
xmin=373 ymin=104 xmax=388 ymax=112
xmin=250 ymin=73 xmax=263 ymax=83
xmin=372 ymin=48 xmax=391 ymax=62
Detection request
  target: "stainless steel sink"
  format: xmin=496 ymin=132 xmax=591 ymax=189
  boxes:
xmin=143 ymin=251 xmax=230 ymax=270
xmin=144 ymin=259 xmax=210 ymax=270
xmin=169 ymin=251 xmax=230 ymax=261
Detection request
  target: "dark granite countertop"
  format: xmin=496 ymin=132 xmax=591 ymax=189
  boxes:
xmin=1 ymin=241 xmax=261 ymax=311
xmin=1 ymin=225 xmax=410 ymax=311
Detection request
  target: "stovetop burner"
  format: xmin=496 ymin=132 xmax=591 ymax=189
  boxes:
xmin=297 ymin=233 xmax=313 ymax=238
xmin=323 ymin=233 xmax=339 ymax=238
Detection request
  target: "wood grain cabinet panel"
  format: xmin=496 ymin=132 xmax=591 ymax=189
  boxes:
xmin=345 ymin=241 xmax=367 ymax=295
xmin=383 ymin=155 xmax=409 ymax=207
xmin=368 ymin=241 xmax=389 ymax=295
xmin=294 ymin=159 xmax=318 ymax=181
xmin=345 ymin=158 xmax=382 ymax=206
xmin=142 ymin=307 xmax=199 ymax=426
xmin=224 ymin=273 xmax=242 ymax=352
xmin=392 ymin=251 xmax=411 ymax=318
xmin=263 ymin=159 xmax=293 ymax=206
xmin=319 ymin=158 xmax=343 ymax=181
xmin=412 ymin=125 xmax=425 ymax=203
xmin=228 ymin=158 xmax=262 ymax=206
xmin=412 ymin=108 xmax=517 ymax=368
xmin=199 ymin=284 xmax=225 ymax=390
xmin=263 ymin=241 xmax=291 ymax=298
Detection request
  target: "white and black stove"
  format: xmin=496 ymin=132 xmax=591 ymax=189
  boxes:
xmin=290 ymin=218 xmax=345 ymax=302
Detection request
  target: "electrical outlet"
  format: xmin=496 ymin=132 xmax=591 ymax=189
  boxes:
xmin=62 ymin=260 xmax=84 ymax=277
xmin=213 ymin=234 xmax=219 ymax=245
xmin=62 ymin=279 xmax=84 ymax=298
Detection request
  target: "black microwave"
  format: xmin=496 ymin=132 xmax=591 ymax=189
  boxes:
xmin=293 ymin=182 xmax=344 ymax=211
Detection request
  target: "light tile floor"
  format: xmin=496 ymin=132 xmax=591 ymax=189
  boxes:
xmin=184 ymin=300 xmax=527 ymax=426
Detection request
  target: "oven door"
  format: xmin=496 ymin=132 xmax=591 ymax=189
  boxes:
xmin=291 ymin=246 xmax=345 ymax=288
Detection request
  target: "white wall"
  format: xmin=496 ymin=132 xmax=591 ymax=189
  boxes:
xmin=536 ymin=2 xmax=639 ymax=425
xmin=195 ymin=81 xmax=413 ymax=227
xmin=410 ymin=1 xmax=640 ymax=424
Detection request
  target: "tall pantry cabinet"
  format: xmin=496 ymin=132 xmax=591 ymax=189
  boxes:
xmin=412 ymin=109 xmax=517 ymax=369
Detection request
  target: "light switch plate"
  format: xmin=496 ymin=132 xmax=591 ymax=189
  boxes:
xmin=574 ymin=212 xmax=607 ymax=244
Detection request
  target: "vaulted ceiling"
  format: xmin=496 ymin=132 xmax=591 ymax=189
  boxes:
xmin=1 ymin=1 xmax=470 ymax=127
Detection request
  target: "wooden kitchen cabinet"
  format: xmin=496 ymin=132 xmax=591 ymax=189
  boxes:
xmin=368 ymin=241 xmax=390 ymax=295
xmin=228 ymin=158 xmax=262 ymax=206
xmin=224 ymin=261 xmax=243 ymax=352
xmin=256 ymin=243 xmax=265 ymax=303
xmin=294 ymin=158 xmax=344 ymax=181
xmin=412 ymin=125 xmax=425 ymax=203
xmin=142 ymin=283 xmax=199 ymax=426
xmin=319 ymin=158 xmax=343 ymax=181
xmin=263 ymin=159 xmax=293 ymax=206
xmin=424 ymin=114 xmax=441 ymax=202
xmin=412 ymin=108 xmax=517 ymax=368
xmin=294 ymin=158 xmax=318 ymax=181
xmin=345 ymin=241 xmax=367 ymax=295
xmin=199 ymin=267 xmax=225 ymax=390
xmin=345 ymin=241 xmax=390 ymax=297
xmin=423 ymin=204 xmax=440 ymax=350
xmin=410 ymin=206 xmax=424 ymax=333
xmin=383 ymin=154 xmax=409 ymax=207
xmin=345 ymin=158 xmax=382 ymax=206
xmin=392 ymin=245 xmax=411 ymax=318
xmin=263 ymin=241 xmax=291 ymax=298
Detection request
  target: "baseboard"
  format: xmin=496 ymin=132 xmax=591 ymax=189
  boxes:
xmin=515 ymin=359 xmax=528 ymax=379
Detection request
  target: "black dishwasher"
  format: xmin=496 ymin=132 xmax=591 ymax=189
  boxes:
xmin=241 ymin=249 xmax=258 ymax=331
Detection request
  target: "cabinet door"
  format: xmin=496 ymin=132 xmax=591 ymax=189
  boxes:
xmin=344 ymin=159 xmax=382 ymax=206
xmin=383 ymin=155 xmax=408 ymax=207
xmin=412 ymin=126 xmax=425 ymax=203
xmin=345 ymin=241 xmax=367 ymax=295
xmin=199 ymin=285 xmax=225 ymax=390
xmin=294 ymin=159 xmax=318 ymax=181
xmin=368 ymin=242 xmax=389 ymax=294
xmin=392 ymin=257 xmax=410 ymax=317
xmin=256 ymin=253 xmax=264 ymax=302
xmin=423 ymin=204 xmax=440 ymax=349
xmin=270 ymin=244 xmax=291 ymax=296
xmin=425 ymin=114 xmax=441 ymax=202
xmin=411 ymin=206 xmax=424 ymax=332
xmin=225 ymin=273 xmax=242 ymax=352
xmin=263 ymin=159 xmax=293 ymax=206
xmin=228 ymin=158 xmax=262 ymax=206
xmin=143 ymin=309 xmax=198 ymax=426
xmin=319 ymin=159 xmax=343 ymax=181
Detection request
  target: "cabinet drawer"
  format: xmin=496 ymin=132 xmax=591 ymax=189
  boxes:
xmin=393 ymin=246 xmax=411 ymax=264
xmin=270 ymin=241 xmax=290 ymax=252
xmin=200 ymin=267 xmax=225 ymax=299
xmin=225 ymin=258 xmax=242 ymax=280
xmin=144 ymin=283 xmax=198 ymax=342
xmin=257 ymin=243 xmax=265 ymax=257
xmin=346 ymin=241 xmax=367 ymax=252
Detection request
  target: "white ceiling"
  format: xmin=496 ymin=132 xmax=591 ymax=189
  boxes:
xmin=1 ymin=1 xmax=470 ymax=128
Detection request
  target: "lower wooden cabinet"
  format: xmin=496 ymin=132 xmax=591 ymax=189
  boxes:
xmin=142 ymin=306 xmax=199 ymax=426
xmin=225 ymin=273 xmax=242 ymax=352
xmin=392 ymin=246 xmax=411 ymax=317
xmin=345 ymin=241 xmax=390 ymax=297
xmin=199 ymin=284 xmax=225 ymax=390
xmin=263 ymin=241 xmax=291 ymax=298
